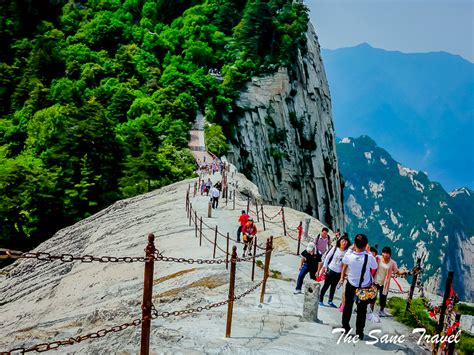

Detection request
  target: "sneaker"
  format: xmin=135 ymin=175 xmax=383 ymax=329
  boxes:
xmin=328 ymin=301 xmax=338 ymax=308
xmin=379 ymin=310 xmax=386 ymax=317
xmin=338 ymin=304 xmax=344 ymax=313
xmin=319 ymin=301 xmax=325 ymax=307
xmin=294 ymin=290 xmax=303 ymax=294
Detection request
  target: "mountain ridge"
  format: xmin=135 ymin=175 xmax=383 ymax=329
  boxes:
xmin=322 ymin=44 xmax=474 ymax=191
xmin=337 ymin=135 xmax=473 ymax=301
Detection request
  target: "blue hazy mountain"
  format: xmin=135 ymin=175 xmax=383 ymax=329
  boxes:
xmin=321 ymin=43 xmax=474 ymax=191
xmin=337 ymin=136 xmax=473 ymax=301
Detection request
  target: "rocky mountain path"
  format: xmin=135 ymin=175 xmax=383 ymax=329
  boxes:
xmin=0 ymin=169 xmax=429 ymax=354
xmin=188 ymin=111 xmax=213 ymax=163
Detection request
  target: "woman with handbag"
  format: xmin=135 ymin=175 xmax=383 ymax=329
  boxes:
xmin=339 ymin=234 xmax=378 ymax=340
xmin=373 ymin=246 xmax=407 ymax=317
xmin=318 ymin=235 xmax=351 ymax=307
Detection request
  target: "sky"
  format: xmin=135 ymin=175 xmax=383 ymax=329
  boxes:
xmin=305 ymin=0 xmax=474 ymax=62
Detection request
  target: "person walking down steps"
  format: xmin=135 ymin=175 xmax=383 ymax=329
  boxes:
xmin=294 ymin=242 xmax=319 ymax=294
xmin=340 ymin=234 xmax=378 ymax=340
xmin=242 ymin=218 xmax=257 ymax=257
xmin=210 ymin=185 xmax=220 ymax=209
xmin=236 ymin=210 xmax=249 ymax=243
xmin=318 ymin=235 xmax=351 ymax=307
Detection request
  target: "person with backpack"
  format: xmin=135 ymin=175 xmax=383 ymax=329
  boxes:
xmin=373 ymin=246 xmax=407 ymax=317
xmin=242 ymin=218 xmax=257 ymax=257
xmin=340 ymin=234 xmax=378 ymax=340
xmin=318 ymin=235 xmax=351 ymax=307
xmin=294 ymin=242 xmax=319 ymax=294
xmin=313 ymin=227 xmax=331 ymax=275
xmin=205 ymin=178 xmax=212 ymax=196
xmin=236 ymin=210 xmax=249 ymax=243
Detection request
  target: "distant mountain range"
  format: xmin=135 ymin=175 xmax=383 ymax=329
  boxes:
xmin=322 ymin=43 xmax=474 ymax=191
xmin=337 ymin=136 xmax=473 ymax=301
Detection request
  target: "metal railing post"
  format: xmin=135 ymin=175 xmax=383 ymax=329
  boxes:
xmin=140 ymin=234 xmax=155 ymax=355
xmin=225 ymin=246 xmax=237 ymax=338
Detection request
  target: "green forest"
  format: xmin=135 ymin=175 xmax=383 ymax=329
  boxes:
xmin=0 ymin=0 xmax=309 ymax=252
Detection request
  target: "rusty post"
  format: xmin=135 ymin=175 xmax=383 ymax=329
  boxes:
xmin=193 ymin=181 xmax=197 ymax=197
xmin=297 ymin=235 xmax=301 ymax=256
xmin=251 ymin=236 xmax=257 ymax=281
xmin=261 ymin=205 xmax=266 ymax=231
xmin=434 ymin=270 xmax=455 ymax=354
xmin=260 ymin=236 xmax=273 ymax=303
xmin=208 ymin=201 xmax=212 ymax=218
xmin=281 ymin=207 xmax=287 ymax=236
xmin=447 ymin=313 xmax=462 ymax=355
xmin=140 ymin=233 xmax=155 ymax=355
xmin=213 ymin=226 xmax=218 ymax=258
xmin=189 ymin=204 xmax=192 ymax=226
xmin=226 ymin=232 xmax=230 ymax=270
xmin=233 ymin=190 xmax=235 ymax=210
xmin=225 ymin=246 xmax=237 ymax=338
xmin=255 ymin=200 xmax=260 ymax=222
xmin=199 ymin=216 xmax=203 ymax=246
xmin=406 ymin=258 xmax=422 ymax=312
xmin=194 ymin=211 xmax=198 ymax=238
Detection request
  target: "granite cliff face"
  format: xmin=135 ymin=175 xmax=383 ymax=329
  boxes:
xmin=227 ymin=23 xmax=344 ymax=231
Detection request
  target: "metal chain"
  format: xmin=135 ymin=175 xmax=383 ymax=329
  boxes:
xmin=0 ymin=249 xmax=148 ymax=263
xmin=1 ymin=318 xmax=142 ymax=354
xmin=151 ymin=279 xmax=264 ymax=319
xmin=2 ymin=275 xmax=265 ymax=355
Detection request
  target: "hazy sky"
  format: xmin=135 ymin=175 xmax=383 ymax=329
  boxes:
xmin=306 ymin=0 xmax=474 ymax=62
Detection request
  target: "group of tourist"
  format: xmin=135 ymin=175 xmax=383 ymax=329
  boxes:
xmin=198 ymin=160 xmax=225 ymax=175
xmin=294 ymin=228 xmax=407 ymax=339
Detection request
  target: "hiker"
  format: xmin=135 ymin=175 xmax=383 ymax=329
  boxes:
xmin=200 ymin=180 xmax=206 ymax=195
xmin=210 ymin=185 xmax=220 ymax=209
xmin=372 ymin=246 xmax=407 ymax=317
xmin=318 ymin=235 xmax=351 ymax=307
xmin=340 ymin=234 xmax=378 ymax=340
xmin=236 ymin=210 xmax=249 ymax=243
xmin=313 ymin=227 xmax=331 ymax=275
xmin=294 ymin=242 xmax=319 ymax=294
xmin=205 ymin=178 xmax=212 ymax=196
xmin=242 ymin=218 xmax=257 ymax=257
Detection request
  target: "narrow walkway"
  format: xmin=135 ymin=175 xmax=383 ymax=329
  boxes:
xmin=188 ymin=111 xmax=214 ymax=163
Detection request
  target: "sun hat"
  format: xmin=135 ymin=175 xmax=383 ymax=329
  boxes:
xmin=306 ymin=242 xmax=315 ymax=252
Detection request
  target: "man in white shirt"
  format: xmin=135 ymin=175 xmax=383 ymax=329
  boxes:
xmin=210 ymin=186 xmax=220 ymax=209
xmin=340 ymin=233 xmax=378 ymax=340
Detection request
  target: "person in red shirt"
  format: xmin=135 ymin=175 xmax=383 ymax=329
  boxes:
xmin=242 ymin=218 xmax=257 ymax=257
xmin=236 ymin=210 xmax=249 ymax=243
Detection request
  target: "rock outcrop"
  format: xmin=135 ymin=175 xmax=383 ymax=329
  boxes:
xmin=227 ymin=23 xmax=344 ymax=232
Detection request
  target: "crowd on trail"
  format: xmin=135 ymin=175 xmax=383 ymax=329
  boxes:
xmin=198 ymin=159 xmax=226 ymax=176
xmin=193 ymin=158 xmax=408 ymax=340
xmin=293 ymin=228 xmax=408 ymax=340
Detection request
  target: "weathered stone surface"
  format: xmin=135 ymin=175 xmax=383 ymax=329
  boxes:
xmin=227 ymin=23 xmax=344 ymax=231
xmin=0 ymin=171 xmax=426 ymax=354
xmin=302 ymin=282 xmax=321 ymax=322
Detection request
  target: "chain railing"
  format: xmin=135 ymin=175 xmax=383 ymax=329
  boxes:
xmin=2 ymin=278 xmax=265 ymax=355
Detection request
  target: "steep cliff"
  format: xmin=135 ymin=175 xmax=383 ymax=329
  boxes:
xmin=227 ymin=23 xmax=344 ymax=231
